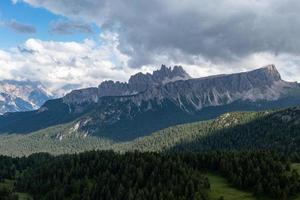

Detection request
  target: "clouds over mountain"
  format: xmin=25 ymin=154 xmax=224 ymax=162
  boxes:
xmin=21 ymin=0 xmax=300 ymax=68
xmin=1 ymin=36 xmax=299 ymax=94
xmin=2 ymin=0 xmax=300 ymax=92
xmin=0 ymin=33 xmax=143 ymax=92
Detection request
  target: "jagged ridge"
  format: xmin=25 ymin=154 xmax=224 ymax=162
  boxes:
xmin=0 ymin=64 xmax=299 ymax=140
xmin=65 ymin=64 xmax=297 ymax=113
xmin=0 ymin=80 xmax=53 ymax=114
xmin=63 ymin=65 xmax=191 ymax=105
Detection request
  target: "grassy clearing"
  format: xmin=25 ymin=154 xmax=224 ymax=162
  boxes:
xmin=0 ymin=179 xmax=32 ymax=200
xmin=292 ymin=164 xmax=300 ymax=200
xmin=205 ymin=164 xmax=300 ymax=200
xmin=205 ymin=173 xmax=263 ymax=200
xmin=292 ymin=163 xmax=300 ymax=173
xmin=15 ymin=192 xmax=33 ymax=200
xmin=0 ymin=179 xmax=14 ymax=188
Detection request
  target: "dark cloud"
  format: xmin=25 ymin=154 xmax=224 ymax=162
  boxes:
xmin=50 ymin=20 xmax=93 ymax=35
xmin=23 ymin=0 xmax=300 ymax=67
xmin=6 ymin=20 xmax=36 ymax=34
xmin=17 ymin=46 xmax=37 ymax=54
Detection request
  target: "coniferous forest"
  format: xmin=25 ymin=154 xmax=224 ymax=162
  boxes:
xmin=0 ymin=150 xmax=300 ymax=200
xmin=1 ymin=108 xmax=300 ymax=199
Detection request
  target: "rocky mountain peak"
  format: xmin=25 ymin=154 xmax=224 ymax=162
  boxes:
xmin=63 ymin=64 xmax=296 ymax=112
xmin=250 ymin=64 xmax=281 ymax=82
xmin=152 ymin=65 xmax=191 ymax=83
xmin=264 ymin=64 xmax=277 ymax=71
xmin=64 ymin=65 xmax=192 ymax=105
xmin=128 ymin=65 xmax=191 ymax=85
xmin=97 ymin=65 xmax=192 ymax=97
xmin=173 ymin=65 xmax=190 ymax=76
xmin=63 ymin=87 xmax=99 ymax=106
xmin=0 ymin=80 xmax=53 ymax=114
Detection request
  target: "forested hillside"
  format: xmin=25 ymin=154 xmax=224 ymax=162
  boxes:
xmin=172 ymin=107 xmax=300 ymax=160
xmin=0 ymin=151 xmax=299 ymax=200
xmin=1 ymin=107 xmax=300 ymax=199
xmin=0 ymin=106 xmax=300 ymax=157
xmin=1 ymin=65 xmax=300 ymax=143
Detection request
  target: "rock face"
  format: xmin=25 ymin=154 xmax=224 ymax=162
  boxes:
xmin=99 ymin=65 xmax=191 ymax=97
xmin=63 ymin=64 xmax=297 ymax=112
xmin=1 ymin=64 xmax=299 ymax=141
xmin=128 ymin=64 xmax=294 ymax=111
xmin=63 ymin=65 xmax=191 ymax=104
xmin=0 ymin=80 xmax=53 ymax=114
xmin=62 ymin=87 xmax=98 ymax=105
xmin=58 ymin=64 xmax=300 ymax=140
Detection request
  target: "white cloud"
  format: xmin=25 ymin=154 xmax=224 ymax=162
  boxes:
xmin=2 ymin=0 xmax=300 ymax=93
xmin=1 ymin=35 xmax=300 ymax=97
xmin=180 ymin=52 xmax=300 ymax=82
xmin=0 ymin=32 xmax=144 ymax=93
xmin=19 ymin=0 xmax=300 ymax=69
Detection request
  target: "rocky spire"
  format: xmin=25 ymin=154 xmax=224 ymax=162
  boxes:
xmin=245 ymin=64 xmax=282 ymax=84
xmin=97 ymin=65 xmax=192 ymax=97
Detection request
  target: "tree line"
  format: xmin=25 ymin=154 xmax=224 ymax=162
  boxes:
xmin=0 ymin=150 xmax=299 ymax=199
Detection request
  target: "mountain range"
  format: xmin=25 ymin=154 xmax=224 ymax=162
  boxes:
xmin=0 ymin=80 xmax=53 ymax=115
xmin=0 ymin=64 xmax=299 ymax=142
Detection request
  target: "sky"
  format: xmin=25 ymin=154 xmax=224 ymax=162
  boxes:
xmin=0 ymin=0 xmax=300 ymax=93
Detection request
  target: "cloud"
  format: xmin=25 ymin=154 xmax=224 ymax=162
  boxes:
xmin=177 ymin=52 xmax=300 ymax=83
xmin=17 ymin=46 xmax=36 ymax=54
xmin=19 ymin=0 xmax=300 ymax=68
xmin=0 ymin=36 xmax=300 ymax=96
xmin=3 ymin=0 xmax=299 ymax=91
xmin=5 ymin=20 xmax=36 ymax=34
xmin=50 ymin=19 xmax=93 ymax=35
xmin=0 ymin=33 xmax=147 ymax=92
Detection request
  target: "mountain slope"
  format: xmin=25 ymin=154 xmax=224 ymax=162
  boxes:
xmin=115 ymin=106 xmax=300 ymax=156
xmin=0 ymin=65 xmax=299 ymax=141
xmin=64 ymin=64 xmax=297 ymax=110
xmin=64 ymin=64 xmax=300 ymax=140
xmin=0 ymin=80 xmax=53 ymax=114
xmin=63 ymin=65 xmax=191 ymax=105
xmin=172 ymin=107 xmax=300 ymax=156
xmin=1 ymin=106 xmax=300 ymax=157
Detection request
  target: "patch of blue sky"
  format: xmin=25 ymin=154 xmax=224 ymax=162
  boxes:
xmin=0 ymin=0 xmax=100 ymax=48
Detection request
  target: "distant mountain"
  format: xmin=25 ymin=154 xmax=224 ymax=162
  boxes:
xmin=0 ymin=64 xmax=299 ymax=141
xmin=0 ymin=80 xmax=53 ymax=114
